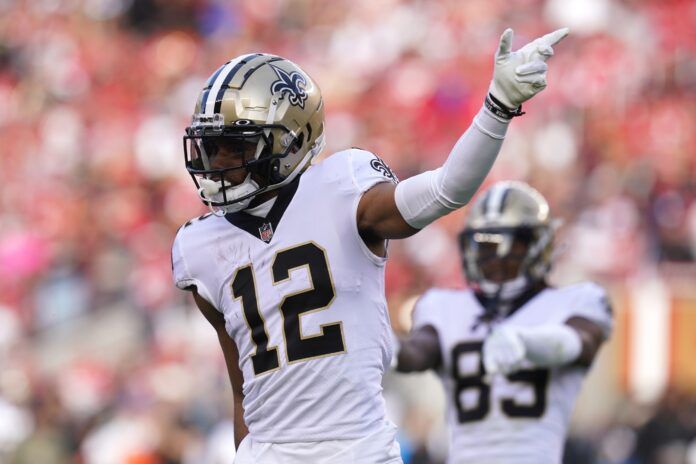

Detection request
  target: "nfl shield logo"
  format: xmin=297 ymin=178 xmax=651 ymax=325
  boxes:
xmin=259 ymin=222 xmax=274 ymax=243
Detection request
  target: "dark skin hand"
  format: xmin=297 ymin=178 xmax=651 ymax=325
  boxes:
xmin=396 ymin=316 xmax=606 ymax=372
xmin=192 ymin=290 xmax=249 ymax=448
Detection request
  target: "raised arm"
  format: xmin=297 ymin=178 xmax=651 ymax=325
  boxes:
xmin=192 ymin=290 xmax=249 ymax=448
xmin=357 ymin=27 xmax=570 ymax=248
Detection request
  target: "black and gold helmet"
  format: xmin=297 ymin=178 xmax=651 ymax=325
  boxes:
xmin=184 ymin=53 xmax=325 ymax=214
xmin=459 ymin=181 xmax=557 ymax=306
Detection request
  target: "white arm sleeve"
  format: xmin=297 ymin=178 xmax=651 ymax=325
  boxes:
xmin=394 ymin=105 xmax=510 ymax=229
xmin=518 ymin=325 xmax=583 ymax=368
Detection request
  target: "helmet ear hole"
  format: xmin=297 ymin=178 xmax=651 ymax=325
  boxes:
xmin=270 ymin=132 xmax=305 ymax=182
xmin=292 ymin=132 xmax=305 ymax=153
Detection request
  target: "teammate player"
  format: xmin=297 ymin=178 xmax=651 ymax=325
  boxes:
xmin=395 ymin=181 xmax=613 ymax=464
xmin=172 ymin=28 xmax=570 ymax=463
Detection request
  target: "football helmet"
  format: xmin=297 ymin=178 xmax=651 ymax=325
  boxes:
xmin=459 ymin=181 xmax=557 ymax=310
xmin=184 ymin=53 xmax=325 ymax=214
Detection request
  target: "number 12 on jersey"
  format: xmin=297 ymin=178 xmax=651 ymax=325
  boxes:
xmin=231 ymin=242 xmax=346 ymax=375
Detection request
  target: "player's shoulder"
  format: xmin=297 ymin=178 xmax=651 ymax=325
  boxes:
xmin=310 ymin=148 xmax=398 ymax=188
xmin=415 ymin=287 xmax=478 ymax=316
xmin=311 ymin=148 xmax=375 ymax=174
xmin=553 ymin=281 xmax=609 ymax=303
xmin=176 ymin=213 xmax=224 ymax=235
xmin=173 ymin=212 xmax=225 ymax=248
xmin=418 ymin=287 xmax=469 ymax=304
xmin=548 ymin=281 xmax=613 ymax=329
xmin=412 ymin=287 xmax=480 ymax=332
xmin=317 ymin=147 xmax=377 ymax=164
xmin=171 ymin=213 xmax=223 ymax=303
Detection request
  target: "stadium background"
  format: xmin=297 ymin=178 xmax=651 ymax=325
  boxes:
xmin=0 ymin=0 xmax=695 ymax=462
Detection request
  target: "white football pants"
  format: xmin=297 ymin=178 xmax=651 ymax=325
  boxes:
xmin=233 ymin=420 xmax=403 ymax=464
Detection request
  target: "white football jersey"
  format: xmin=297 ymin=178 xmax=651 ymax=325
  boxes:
xmin=413 ymin=284 xmax=612 ymax=464
xmin=172 ymin=149 xmax=399 ymax=443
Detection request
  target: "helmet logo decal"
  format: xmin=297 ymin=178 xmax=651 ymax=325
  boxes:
xmin=270 ymin=64 xmax=308 ymax=109
xmin=370 ymin=156 xmax=399 ymax=183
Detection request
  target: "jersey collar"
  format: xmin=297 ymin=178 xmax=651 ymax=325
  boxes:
xmin=472 ymin=282 xmax=549 ymax=331
xmin=224 ymin=176 xmax=300 ymax=243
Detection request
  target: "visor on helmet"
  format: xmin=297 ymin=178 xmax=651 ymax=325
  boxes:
xmin=460 ymin=227 xmax=539 ymax=283
xmin=183 ymin=121 xmax=300 ymax=210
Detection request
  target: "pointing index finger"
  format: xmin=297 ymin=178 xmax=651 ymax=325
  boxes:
xmin=537 ymin=27 xmax=570 ymax=47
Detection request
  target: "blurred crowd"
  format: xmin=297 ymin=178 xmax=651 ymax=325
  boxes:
xmin=0 ymin=0 xmax=695 ymax=462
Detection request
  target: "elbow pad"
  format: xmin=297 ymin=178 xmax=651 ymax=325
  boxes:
xmin=394 ymin=105 xmax=510 ymax=229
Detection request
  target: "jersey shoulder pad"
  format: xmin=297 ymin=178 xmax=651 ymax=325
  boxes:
xmin=171 ymin=214 xmax=218 ymax=307
xmin=349 ymin=148 xmax=399 ymax=191
xmin=321 ymin=148 xmax=398 ymax=194
xmin=412 ymin=288 xmax=470 ymax=330
xmin=563 ymin=281 xmax=613 ymax=338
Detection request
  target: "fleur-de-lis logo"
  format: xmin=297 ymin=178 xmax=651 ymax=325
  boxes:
xmin=370 ymin=157 xmax=399 ymax=183
xmin=270 ymin=64 xmax=308 ymax=109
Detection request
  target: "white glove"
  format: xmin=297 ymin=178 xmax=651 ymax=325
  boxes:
xmin=482 ymin=325 xmax=526 ymax=376
xmin=488 ymin=27 xmax=570 ymax=110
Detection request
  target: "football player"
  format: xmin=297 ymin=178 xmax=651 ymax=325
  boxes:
xmin=172 ymin=28 xmax=569 ymax=463
xmin=395 ymin=181 xmax=613 ymax=464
